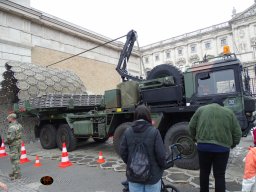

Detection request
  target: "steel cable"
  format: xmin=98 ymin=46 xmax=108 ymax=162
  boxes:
xmin=46 ymin=34 xmax=127 ymax=68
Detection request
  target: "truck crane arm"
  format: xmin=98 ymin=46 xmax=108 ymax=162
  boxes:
xmin=116 ymin=30 xmax=142 ymax=82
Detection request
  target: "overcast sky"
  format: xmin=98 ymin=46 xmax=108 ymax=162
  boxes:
xmin=31 ymin=0 xmax=254 ymax=46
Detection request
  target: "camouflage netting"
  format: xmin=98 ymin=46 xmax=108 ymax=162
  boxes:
xmin=0 ymin=61 xmax=87 ymax=143
xmin=0 ymin=103 xmax=39 ymax=144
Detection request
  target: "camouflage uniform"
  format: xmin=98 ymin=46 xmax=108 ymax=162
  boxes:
xmin=6 ymin=117 xmax=22 ymax=179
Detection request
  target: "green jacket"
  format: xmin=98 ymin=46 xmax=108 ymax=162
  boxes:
xmin=189 ymin=103 xmax=242 ymax=148
xmin=6 ymin=122 xmax=22 ymax=146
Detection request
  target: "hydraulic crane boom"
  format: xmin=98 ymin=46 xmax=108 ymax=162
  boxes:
xmin=116 ymin=30 xmax=142 ymax=82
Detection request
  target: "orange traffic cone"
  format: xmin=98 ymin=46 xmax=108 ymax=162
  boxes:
xmin=34 ymin=155 xmax=42 ymax=167
xmin=59 ymin=143 xmax=72 ymax=168
xmin=20 ymin=141 xmax=30 ymax=164
xmin=0 ymin=138 xmax=8 ymax=157
xmin=97 ymin=151 xmax=105 ymax=164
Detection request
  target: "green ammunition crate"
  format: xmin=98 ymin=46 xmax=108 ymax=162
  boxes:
xmin=117 ymin=81 xmax=139 ymax=108
xmin=104 ymin=89 xmax=121 ymax=109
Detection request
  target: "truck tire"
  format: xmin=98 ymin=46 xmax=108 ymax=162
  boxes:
xmin=164 ymin=122 xmax=199 ymax=170
xmin=113 ymin=122 xmax=133 ymax=156
xmin=56 ymin=124 xmax=77 ymax=152
xmin=93 ymin=137 xmax=109 ymax=143
xmin=147 ymin=64 xmax=183 ymax=85
xmin=39 ymin=124 xmax=57 ymax=149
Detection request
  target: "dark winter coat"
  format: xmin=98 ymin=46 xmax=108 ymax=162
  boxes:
xmin=120 ymin=120 xmax=166 ymax=184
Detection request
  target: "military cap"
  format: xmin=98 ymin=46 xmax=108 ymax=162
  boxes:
xmin=7 ymin=113 xmax=17 ymax=119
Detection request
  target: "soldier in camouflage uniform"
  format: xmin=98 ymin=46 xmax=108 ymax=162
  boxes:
xmin=5 ymin=113 xmax=22 ymax=180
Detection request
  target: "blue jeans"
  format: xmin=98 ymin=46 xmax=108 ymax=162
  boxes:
xmin=129 ymin=180 xmax=161 ymax=192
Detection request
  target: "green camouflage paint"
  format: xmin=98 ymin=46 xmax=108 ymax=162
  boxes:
xmin=223 ymin=96 xmax=244 ymax=113
xmin=184 ymin=72 xmax=195 ymax=99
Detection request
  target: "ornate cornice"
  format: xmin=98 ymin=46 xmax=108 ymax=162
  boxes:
xmin=230 ymin=4 xmax=256 ymax=23
xmin=141 ymin=22 xmax=231 ymax=52
xmin=176 ymin=57 xmax=186 ymax=65
xmin=189 ymin=54 xmax=200 ymax=63
xmin=231 ymin=15 xmax=256 ymax=27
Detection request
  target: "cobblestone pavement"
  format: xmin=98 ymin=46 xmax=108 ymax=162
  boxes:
xmin=0 ymin=169 xmax=38 ymax=192
xmin=18 ymin=136 xmax=251 ymax=192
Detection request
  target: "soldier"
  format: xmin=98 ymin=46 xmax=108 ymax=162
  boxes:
xmin=5 ymin=113 xmax=22 ymax=180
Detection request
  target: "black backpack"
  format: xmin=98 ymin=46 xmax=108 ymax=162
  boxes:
xmin=126 ymin=128 xmax=152 ymax=183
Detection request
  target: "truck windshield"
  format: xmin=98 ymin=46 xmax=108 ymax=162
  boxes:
xmin=197 ymin=69 xmax=236 ymax=96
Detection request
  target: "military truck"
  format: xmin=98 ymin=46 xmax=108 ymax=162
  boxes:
xmin=15 ymin=30 xmax=256 ymax=170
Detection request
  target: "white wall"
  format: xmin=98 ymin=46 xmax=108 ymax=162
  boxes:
xmin=0 ymin=3 xmax=140 ymax=73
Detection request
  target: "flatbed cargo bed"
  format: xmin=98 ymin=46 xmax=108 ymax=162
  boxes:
xmin=14 ymin=94 xmax=103 ymax=114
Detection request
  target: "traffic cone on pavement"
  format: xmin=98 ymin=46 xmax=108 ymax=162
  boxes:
xmin=0 ymin=138 xmax=8 ymax=157
xmin=59 ymin=143 xmax=72 ymax=168
xmin=97 ymin=151 xmax=105 ymax=164
xmin=20 ymin=141 xmax=30 ymax=164
xmin=34 ymin=155 xmax=42 ymax=167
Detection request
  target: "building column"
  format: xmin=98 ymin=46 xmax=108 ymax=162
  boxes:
xmin=161 ymin=50 xmax=164 ymax=63
xmin=152 ymin=53 xmax=155 ymax=68
xmin=186 ymin=44 xmax=189 ymax=66
xmin=215 ymin=36 xmax=218 ymax=55
xmin=253 ymin=46 xmax=256 ymax=60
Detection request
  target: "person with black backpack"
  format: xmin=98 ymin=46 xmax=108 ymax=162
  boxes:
xmin=120 ymin=105 xmax=166 ymax=192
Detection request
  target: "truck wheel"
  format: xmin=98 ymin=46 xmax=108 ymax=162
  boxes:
xmin=56 ymin=124 xmax=77 ymax=152
xmin=93 ymin=137 xmax=109 ymax=143
xmin=147 ymin=64 xmax=183 ymax=85
xmin=113 ymin=122 xmax=133 ymax=156
xmin=164 ymin=122 xmax=199 ymax=170
xmin=39 ymin=124 xmax=57 ymax=149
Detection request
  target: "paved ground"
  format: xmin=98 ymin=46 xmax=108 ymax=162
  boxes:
xmin=0 ymin=135 xmax=252 ymax=191
xmin=0 ymin=157 xmax=126 ymax=192
xmin=0 ymin=156 xmax=201 ymax=192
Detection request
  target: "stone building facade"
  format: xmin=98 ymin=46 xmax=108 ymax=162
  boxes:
xmin=141 ymin=2 xmax=256 ymax=79
xmin=0 ymin=0 xmax=140 ymax=95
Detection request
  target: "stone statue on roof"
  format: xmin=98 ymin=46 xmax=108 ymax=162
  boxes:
xmin=232 ymin=7 xmax=237 ymax=17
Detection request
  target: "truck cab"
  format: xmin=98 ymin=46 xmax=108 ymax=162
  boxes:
xmin=184 ymin=49 xmax=256 ymax=136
